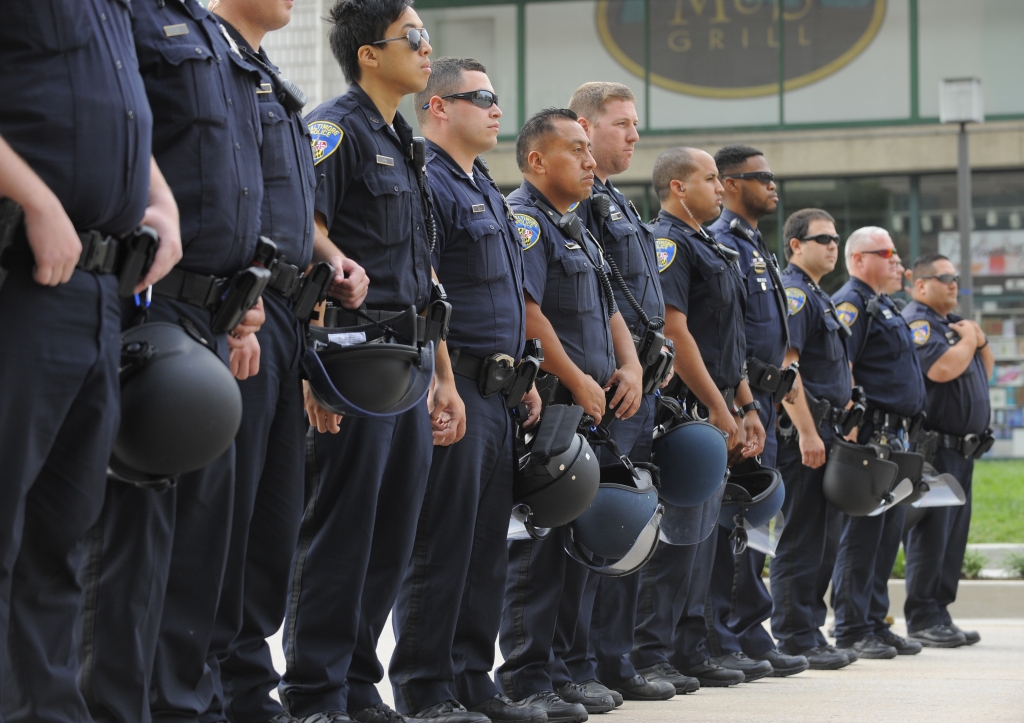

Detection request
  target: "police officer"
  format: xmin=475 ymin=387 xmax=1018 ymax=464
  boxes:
xmin=831 ymin=226 xmax=926 ymax=659
xmin=704 ymin=145 xmax=808 ymax=680
xmin=0 ymin=2 xmax=180 ymax=718
xmin=388 ymin=57 xmax=544 ymax=723
xmin=205 ymin=2 xmax=370 ymax=722
xmin=631 ymin=146 xmax=765 ymax=690
xmin=496 ymin=108 xmax=647 ymax=723
xmin=560 ymin=81 xmax=674 ymax=706
xmin=902 ymin=254 xmax=992 ymax=648
xmin=77 ymin=1 xmax=269 ymax=720
xmin=284 ymin=2 xmax=467 ymax=721
xmin=770 ymin=209 xmax=855 ymax=670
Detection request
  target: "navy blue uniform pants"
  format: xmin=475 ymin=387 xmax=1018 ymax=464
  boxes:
xmin=280 ymin=403 xmax=432 ymax=716
xmin=903 ymin=449 xmax=974 ymax=633
xmin=390 ymin=374 xmax=514 ymax=714
xmin=706 ymin=392 xmax=777 ymax=658
xmin=498 ymin=397 xmax=652 ymax=697
xmin=205 ymin=291 xmax=307 ymax=723
xmin=562 ymin=396 xmax=654 ymax=688
xmin=769 ymin=430 xmax=842 ymax=653
xmin=0 ymin=264 xmax=120 ymax=723
xmin=79 ymin=299 xmax=234 ymax=723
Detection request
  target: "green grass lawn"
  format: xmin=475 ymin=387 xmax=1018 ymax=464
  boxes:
xmin=969 ymin=460 xmax=1024 ymax=544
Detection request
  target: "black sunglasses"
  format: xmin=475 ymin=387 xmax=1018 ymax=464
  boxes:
xmin=373 ymin=27 xmax=429 ymax=51
xmin=723 ymin=171 xmax=775 ymax=185
xmin=800 ymin=233 xmax=840 ymax=245
xmin=422 ymin=89 xmax=499 ymax=110
xmin=918 ymin=273 xmax=960 ymax=285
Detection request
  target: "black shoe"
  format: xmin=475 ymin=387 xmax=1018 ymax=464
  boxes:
xmin=469 ymin=694 xmax=547 ymax=723
xmin=680 ymin=660 xmax=745 ymax=687
xmin=635 ymin=662 xmax=700 ymax=694
xmin=838 ymin=635 xmax=897 ymax=660
xmin=709 ymin=652 xmax=773 ymax=683
xmin=265 ymin=715 xmax=299 ymax=723
xmin=579 ymin=680 xmax=622 ymax=708
xmin=908 ymin=624 xmax=967 ymax=648
xmin=555 ymin=682 xmax=613 ymax=714
xmin=842 ymin=646 xmax=860 ymax=663
xmin=611 ymin=675 xmax=675 ymax=701
xmin=877 ymin=629 xmax=922 ymax=655
xmin=297 ymin=713 xmax=354 ymax=723
xmin=752 ymin=649 xmax=809 ymax=677
xmin=793 ymin=645 xmax=851 ymax=670
xmin=518 ymin=691 xmax=587 ymax=723
xmin=414 ymin=700 xmax=490 ymax=723
xmin=949 ymin=623 xmax=981 ymax=646
xmin=353 ymin=703 xmax=419 ymax=723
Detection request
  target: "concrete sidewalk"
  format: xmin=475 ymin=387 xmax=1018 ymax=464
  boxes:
xmin=270 ymin=619 xmax=1024 ymax=722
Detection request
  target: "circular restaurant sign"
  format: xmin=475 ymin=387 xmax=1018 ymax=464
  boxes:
xmin=596 ymin=0 xmax=886 ymax=98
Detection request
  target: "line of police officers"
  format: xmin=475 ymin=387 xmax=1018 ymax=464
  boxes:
xmin=0 ymin=1 xmax=992 ymax=722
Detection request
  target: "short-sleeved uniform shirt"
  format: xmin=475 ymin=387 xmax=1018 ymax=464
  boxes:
xmin=512 ymin=181 xmax=616 ymax=386
xmin=579 ymin=178 xmax=665 ymax=332
xmin=710 ymin=209 xmax=787 ymax=369
xmin=833 ymin=277 xmax=926 ymax=418
xmin=133 ymin=0 xmax=264 ymax=276
xmin=221 ymin=20 xmax=315 ymax=269
xmin=654 ymin=209 xmax=746 ymax=390
xmin=901 ymin=300 xmax=991 ymax=436
xmin=426 ymin=142 xmax=524 ymax=360
xmin=306 ymin=85 xmax=432 ymax=312
xmin=782 ymin=264 xmax=852 ymax=409
xmin=0 ymin=0 xmax=152 ymax=236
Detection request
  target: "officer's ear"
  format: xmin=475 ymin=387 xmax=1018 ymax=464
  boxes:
xmin=526 ymin=149 xmax=546 ymax=176
xmin=357 ymin=44 xmax=382 ymax=72
xmin=423 ymin=96 xmax=447 ymax=123
xmin=669 ymin=178 xmax=686 ymax=200
xmin=576 ymin=116 xmax=592 ymax=134
xmin=788 ymin=237 xmax=802 ymax=258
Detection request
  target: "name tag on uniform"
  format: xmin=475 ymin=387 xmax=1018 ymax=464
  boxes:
xmin=753 ymin=259 xmax=767 ymax=273
xmin=610 ymin=211 xmax=623 ymax=221
xmin=257 ymin=82 xmax=273 ymax=95
xmin=376 ymin=155 xmax=394 ymax=166
xmin=472 ymin=204 xmax=486 ymax=213
xmin=565 ymin=241 xmax=581 ymax=250
xmin=163 ymin=23 xmax=189 ymax=37
xmin=882 ymin=308 xmax=893 ymax=319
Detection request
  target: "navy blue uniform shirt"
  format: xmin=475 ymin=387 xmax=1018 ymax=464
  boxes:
xmin=512 ymin=181 xmax=616 ymax=386
xmin=710 ymin=209 xmax=787 ymax=369
xmin=133 ymin=0 xmax=264 ymax=276
xmin=833 ymin=277 xmax=926 ymax=418
xmin=579 ymin=178 xmax=665 ymax=333
xmin=306 ymin=85 xmax=432 ymax=312
xmin=426 ymin=142 xmax=525 ymax=360
xmin=221 ymin=20 xmax=315 ymax=269
xmin=0 ymin=0 xmax=152 ymax=237
xmin=782 ymin=264 xmax=852 ymax=408
xmin=901 ymin=300 xmax=991 ymax=436
xmin=654 ymin=209 xmax=746 ymax=389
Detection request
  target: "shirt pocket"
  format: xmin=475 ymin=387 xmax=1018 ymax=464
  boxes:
xmin=364 ymin=169 xmax=414 ymax=247
xmin=466 ymin=218 xmax=509 ymax=283
xmin=604 ymin=220 xmax=645 ymax=278
xmin=150 ymin=42 xmax=229 ymax=127
xmin=745 ymin=270 xmax=774 ymax=322
xmin=0 ymin=0 xmax=93 ymax=52
xmin=692 ymin=251 xmax=730 ymax=305
xmin=558 ymin=252 xmax=599 ymax=316
xmin=823 ymin=313 xmax=846 ymax=362
xmin=259 ymin=101 xmax=292 ymax=180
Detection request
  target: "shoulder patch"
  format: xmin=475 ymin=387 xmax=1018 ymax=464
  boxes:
xmin=909 ymin=319 xmax=931 ymax=345
xmin=785 ymin=287 xmax=807 ymax=315
xmin=308 ymin=121 xmax=344 ymax=166
xmin=656 ymin=238 xmax=677 ymax=273
xmin=835 ymin=301 xmax=859 ymax=327
xmin=515 ymin=213 xmax=541 ymax=251
xmin=568 ymin=201 xmax=580 ymax=213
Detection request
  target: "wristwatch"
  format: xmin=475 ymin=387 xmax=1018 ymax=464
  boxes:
xmin=739 ymin=400 xmax=762 ymax=417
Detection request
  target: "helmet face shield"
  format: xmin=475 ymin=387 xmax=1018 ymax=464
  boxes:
xmin=738 ymin=510 xmax=785 ymax=557
xmin=906 ymin=462 xmax=967 ymax=508
xmin=658 ymin=480 xmax=725 ymax=546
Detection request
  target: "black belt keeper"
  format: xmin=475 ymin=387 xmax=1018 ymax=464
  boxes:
xmin=450 ymin=348 xmax=526 ymax=404
xmin=154 ymin=267 xmax=227 ymax=310
xmin=267 ymin=260 xmax=303 ymax=299
xmin=76 ymin=230 xmax=120 ymax=274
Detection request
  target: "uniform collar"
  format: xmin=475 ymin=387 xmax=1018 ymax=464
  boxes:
xmin=848 ymin=275 xmax=878 ymax=298
xmin=719 ymin=208 xmax=759 ymax=244
xmin=424 ymin=139 xmax=475 ymax=183
xmin=347 ymin=84 xmax=413 ymax=138
xmin=657 ymin=208 xmax=697 ymax=237
xmin=217 ymin=18 xmax=275 ymax=70
xmin=906 ymin=299 xmax=952 ymax=323
xmin=521 ymin=180 xmax=569 ymax=223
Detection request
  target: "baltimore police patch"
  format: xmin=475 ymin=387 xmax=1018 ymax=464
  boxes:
xmin=308 ymin=121 xmax=344 ymax=166
xmin=656 ymin=238 xmax=676 ymax=273
xmin=836 ymin=301 xmax=859 ymax=327
xmin=785 ymin=287 xmax=807 ymax=315
xmin=515 ymin=213 xmax=541 ymax=251
xmin=909 ymin=319 xmax=931 ymax=345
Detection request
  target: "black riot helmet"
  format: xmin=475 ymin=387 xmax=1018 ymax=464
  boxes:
xmin=110 ymin=321 xmax=243 ymax=489
xmin=512 ymin=404 xmax=601 ymax=537
xmin=564 ymin=458 xmax=663 ymax=577
xmin=822 ymin=438 xmax=901 ymax=516
xmin=718 ymin=457 xmax=786 ymax=556
xmin=301 ymin=306 xmax=434 ymax=417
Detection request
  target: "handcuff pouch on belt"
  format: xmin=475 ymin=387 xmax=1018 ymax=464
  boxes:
xmin=424 ymin=279 xmax=452 ymax=347
xmin=452 ymin=338 xmax=543 ymax=408
xmin=636 ymin=330 xmax=675 ymax=395
xmin=745 ymin=357 xmax=798 ymax=404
